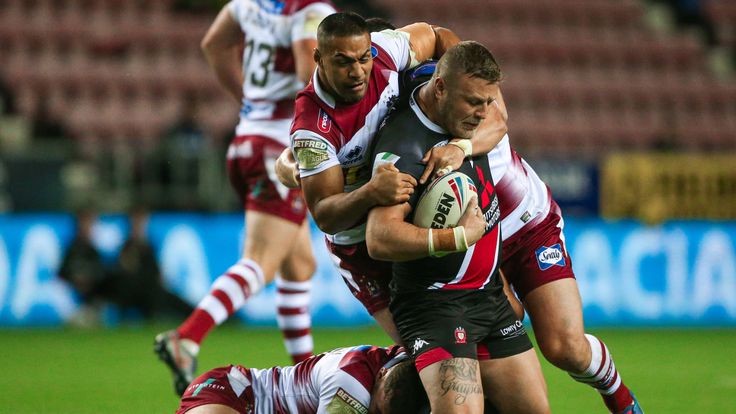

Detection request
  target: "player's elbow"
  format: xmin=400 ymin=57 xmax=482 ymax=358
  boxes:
xmin=312 ymin=212 xmax=346 ymax=236
xmin=365 ymin=222 xmax=391 ymax=261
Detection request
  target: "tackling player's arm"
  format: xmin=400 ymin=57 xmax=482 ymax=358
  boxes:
xmin=366 ymin=196 xmax=485 ymax=262
xmin=398 ymin=23 xmax=461 ymax=66
xmin=302 ymin=164 xmax=417 ymax=235
xmin=201 ymin=5 xmax=245 ymax=103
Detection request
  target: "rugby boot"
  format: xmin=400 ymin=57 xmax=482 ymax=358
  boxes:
xmin=154 ymin=330 xmax=198 ymax=396
xmin=616 ymin=392 xmax=643 ymax=414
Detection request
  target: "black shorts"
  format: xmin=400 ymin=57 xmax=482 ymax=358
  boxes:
xmin=390 ymin=289 xmax=532 ymax=372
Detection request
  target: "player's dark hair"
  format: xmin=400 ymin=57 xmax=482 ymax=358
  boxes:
xmin=436 ymin=41 xmax=502 ymax=84
xmin=365 ymin=17 xmax=396 ymax=32
xmin=317 ymin=12 xmax=368 ymax=46
xmin=382 ymin=360 xmax=428 ymax=413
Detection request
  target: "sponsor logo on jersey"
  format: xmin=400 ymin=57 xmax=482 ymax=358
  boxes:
xmin=317 ymin=108 xmax=332 ymax=133
xmin=499 ymin=320 xmax=526 ymax=338
xmin=188 ymin=378 xmax=226 ymax=396
xmin=327 ymin=387 xmax=368 ymax=414
xmin=412 ymin=338 xmax=429 ymax=354
xmin=430 ymin=192 xmax=455 ymax=229
xmin=294 ymin=138 xmax=330 ymax=170
xmin=535 ymin=244 xmax=566 ymax=270
xmin=371 ymin=45 xmax=378 ymax=58
xmin=520 ymin=211 xmax=531 ymax=223
xmin=454 ymin=327 xmax=467 ymax=344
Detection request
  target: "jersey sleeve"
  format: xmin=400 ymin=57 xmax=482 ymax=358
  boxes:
xmin=291 ymin=129 xmax=340 ymax=178
xmin=227 ymin=0 xmax=247 ymax=28
xmin=315 ymin=370 xmax=371 ymax=414
xmin=370 ymin=30 xmax=412 ymax=72
xmin=291 ymin=2 xmax=336 ymax=42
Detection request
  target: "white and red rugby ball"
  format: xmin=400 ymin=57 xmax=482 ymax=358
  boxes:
xmin=413 ymin=171 xmax=478 ymax=229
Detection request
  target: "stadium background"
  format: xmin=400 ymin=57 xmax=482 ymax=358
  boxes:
xmin=0 ymin=0 xmax=735 ymax=412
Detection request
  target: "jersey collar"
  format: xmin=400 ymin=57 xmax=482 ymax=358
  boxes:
xmin=409 ymin=82 xmax=447 ymax=134
xmin=313 ymin=69 xmax=337 ymax=109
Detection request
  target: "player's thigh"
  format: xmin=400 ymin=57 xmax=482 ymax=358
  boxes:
xmin=523 ymin=278 xmax=588 ymax=358
xmin=479 ymin=349 xmax=549 ymax=414
xmin=243 ymin=210 xmax=302 ymax=282
xmin=184 ymin=404 xmax=240 ymax=414
xmin=419 ymin=357 xmax=484 ymax=414
xmin=279 ymin=219 xmax=316 ymax=282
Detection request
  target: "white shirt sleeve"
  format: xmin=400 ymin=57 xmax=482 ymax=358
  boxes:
xmin=370 ymin=30 xmax=413 ymax=72
xmin=315 ymin=371 xmax=372 ymax=414
xmin=291 ymin=3 xmax=336 ymax=42
xmin=291 ymin=129 xmax=340 ymax=178
xmin=227 ymin=0 xmax=246 ymax=28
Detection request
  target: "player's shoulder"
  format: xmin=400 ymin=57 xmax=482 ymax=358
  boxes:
xmin=284 ymin=0 xmax=334 ymax=14
xmin=293 ymin=91 xmax=334 ymax=130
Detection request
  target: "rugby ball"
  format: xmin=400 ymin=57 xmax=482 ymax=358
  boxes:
xmin=413 ymin=171 xmax=478 ymax=229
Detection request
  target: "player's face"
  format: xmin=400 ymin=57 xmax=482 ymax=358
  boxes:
xmin=437 ymin=75 xmax=500 ymax=139
xmin=316 ymin=33 xmax=373 ymax=104
xmin=368 ymin=368 xmax=388 ymax=414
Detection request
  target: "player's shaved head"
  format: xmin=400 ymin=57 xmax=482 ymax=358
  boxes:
xmin=434 ymin=41 xmax=502 ymax=86
xmin=317 ymin=12 xmax=369 ymax=50
xmin=379 ymin=360 xmax=428 ymax=413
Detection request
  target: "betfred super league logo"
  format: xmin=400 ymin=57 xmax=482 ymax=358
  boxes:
xmin=454 ymin=327 xmax=467 ymax=344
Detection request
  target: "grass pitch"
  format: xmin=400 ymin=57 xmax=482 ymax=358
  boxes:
xmin=1 ymin=325 xmax=734 ymax=413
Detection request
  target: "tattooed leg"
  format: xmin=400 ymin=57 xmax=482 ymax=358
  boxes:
xmin=419 ymin=357 xmax=484 ymax=414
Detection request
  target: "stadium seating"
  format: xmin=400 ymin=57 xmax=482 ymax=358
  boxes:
xmin=0 ymin=0 xmax=236 ymax=146
xmin=372 ymin=0 xmax=736 ymax=157
xmin=0 ymin=0 xmax=733 ymax=156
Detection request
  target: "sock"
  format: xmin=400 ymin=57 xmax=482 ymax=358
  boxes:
xmin=569 ymin=334 xmax=634 ymax=413
xmin=177 ymin=259 xmax=264 ymax=346
xmin=275 ymin=277 xmax=313 ymax=363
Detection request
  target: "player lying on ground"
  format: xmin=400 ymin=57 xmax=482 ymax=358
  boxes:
xmin=366 ymin=41 xmax=549 ymax=414
xmin=175 ymin=345 xmax=428 ymax=414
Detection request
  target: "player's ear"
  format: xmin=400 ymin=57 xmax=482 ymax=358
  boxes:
xmin=434 ymin=77 xmax=446 ymax=99
xmin=313 ymin=48 xmax=321 ymax=64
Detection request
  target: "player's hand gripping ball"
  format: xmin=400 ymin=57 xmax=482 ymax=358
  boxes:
xmin=413 ymin=171 xmax=478 ymax=229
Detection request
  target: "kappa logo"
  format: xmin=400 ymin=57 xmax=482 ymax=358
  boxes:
xmin=454 ymin=327 xmax=467 ymax=344
xmin=412 ymin=338 xmax=429 ymax=354
xmin=317 ymin=108 xmax=332 ymax=133
xmin=535 ymin=243 xmax=566 ymax=270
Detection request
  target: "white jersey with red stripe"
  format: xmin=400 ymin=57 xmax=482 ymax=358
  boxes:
xmin=228 ymin=0 xmax=335 ymax=145
xmin=290 ymin=30 xmax=413 ymax=245
xmin=242 ymin=345 xmax=405 ymax=413
xmin=488 ymin=134 xmax=551 ymax=240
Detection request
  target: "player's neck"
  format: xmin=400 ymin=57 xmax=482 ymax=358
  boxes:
xmin=415 ymin=84 xmax=442 ymax=126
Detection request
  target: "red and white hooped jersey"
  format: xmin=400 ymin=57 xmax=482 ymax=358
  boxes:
xmin=289 ymin=30 xmax=413 ymax=245
xmin=488 ymin=134 xmax=551 ymax=241
xmin=239 ymin=345 xmax=405 ymax=413
xmin=228 ymin=0 xmax=335 ymax=145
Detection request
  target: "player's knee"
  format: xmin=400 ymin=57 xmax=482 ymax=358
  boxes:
xmin=537 ymin=333 xmax=589 ymax=372
xmin=281 ymin=253 xmax=316 ymax=282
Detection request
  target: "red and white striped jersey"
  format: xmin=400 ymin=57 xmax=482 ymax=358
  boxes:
xmin=488 ymin=134 xmax=551 ymax=240
xmin=237 ymin=345 xmax=405 ymax=413
xmin=290 ymin=30 xmax=413 ymax=245
xmin=228 ymin=0 xmax=335 ymax=145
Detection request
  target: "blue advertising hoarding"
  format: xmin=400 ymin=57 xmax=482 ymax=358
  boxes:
xmin=0 ymin=214 xmax=734 ymax=326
